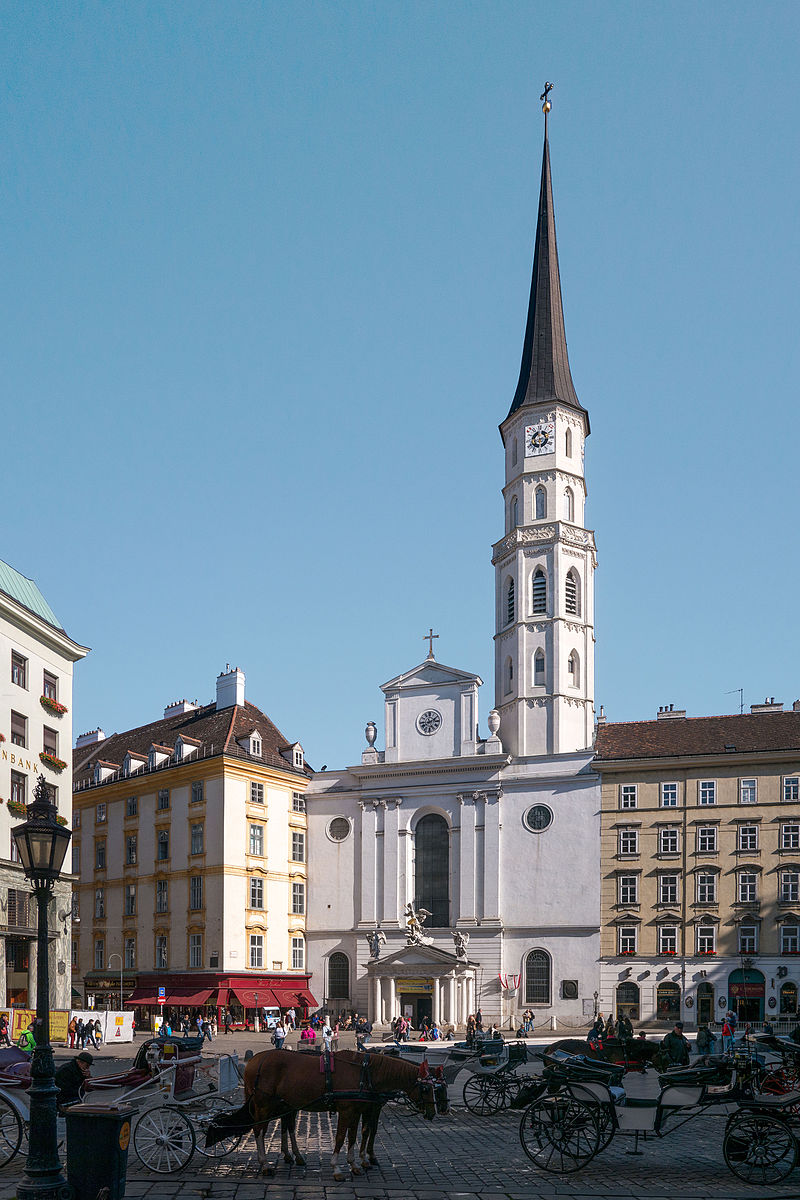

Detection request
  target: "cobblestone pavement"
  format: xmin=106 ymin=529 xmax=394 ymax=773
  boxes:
xmin=2 ymin=1101 xmax=800 ymax=1200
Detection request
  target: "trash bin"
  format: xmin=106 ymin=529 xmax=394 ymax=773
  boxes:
xmin=65 ymin=1103 xmax=133 ymax=1200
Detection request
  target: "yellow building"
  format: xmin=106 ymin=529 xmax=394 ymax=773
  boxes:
xmin=595 ymin=701 xmax=800 ymax=1028
xmin=71 ymin=667 xmax=314 ymax=1022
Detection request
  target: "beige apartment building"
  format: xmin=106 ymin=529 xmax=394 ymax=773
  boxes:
xmin=71 ymin=667 xmax=315 ymax=1021
xmin=595 ymin=701 xmax=800 ymax=1027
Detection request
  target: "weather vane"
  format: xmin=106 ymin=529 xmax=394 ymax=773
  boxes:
xmin=541 ymin=81 xmax=553 ymax=131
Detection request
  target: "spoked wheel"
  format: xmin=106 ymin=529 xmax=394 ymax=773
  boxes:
xmin=0 ymin=1097 xmax=23 ymax=1166
xmin=133 ymin=1106 xmax=196 ymax=1173
xmin=758 ymin=1069 xmax=800 ymax=1115
xmin=462 ymin=1074 xmax=506 ymax=1115
xmin=723 ymin=1111 xmax=798 ymax=1186
xmin=187 ymin=1096 xmax=243 ymax=1158
xmin=593 ymin=1103 xmax=615 ymax=1153
xmin=519 ymin=1096 xmax=600 ymax=1173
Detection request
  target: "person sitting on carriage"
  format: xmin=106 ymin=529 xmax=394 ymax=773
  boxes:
xmin=604 ymin=1013 xmax=615 ymax=1039
xmin=661 ymin=1021 xmax=691 ymax=1066
xmin=616 ymin=1013 xmax=634 ymax=1043
xmin=356 ymin=1017 xmax=373 ymax=1050
xmin=465 ymin=1014 xmax=477 ymax=1046
xmin=54 ymin=1051 xmax=93 ymax=1110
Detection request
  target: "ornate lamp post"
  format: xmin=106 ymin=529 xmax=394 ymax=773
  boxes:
xmin=108 ymin=953 xmax=124 ymax=1011
xmin=12 ymin=774 xmax=72 ymax=1200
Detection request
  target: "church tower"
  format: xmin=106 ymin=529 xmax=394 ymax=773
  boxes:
xmin=493 ymin=96 xmax=596 ymax=757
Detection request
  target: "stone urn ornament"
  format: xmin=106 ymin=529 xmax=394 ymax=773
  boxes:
xmin=365 ymin=721 xmax=378 ymax=748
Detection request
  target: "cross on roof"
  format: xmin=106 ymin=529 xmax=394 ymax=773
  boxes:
xmin=423 ymin=628 xmax=439 ymax=659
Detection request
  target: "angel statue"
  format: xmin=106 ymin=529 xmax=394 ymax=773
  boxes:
xmin=404 ymin=902 xmax=433 ymax=946
xmin=452 ymin=929 xmax=470 ymax=959
xmin=366 ymin=927 xmax=386 ymax=960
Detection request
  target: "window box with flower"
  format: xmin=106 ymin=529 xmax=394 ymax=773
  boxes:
xmin=0 ymin=734 xmax=5 ymax=743
xmin=40 ymin=696 xmax=68 ymax=717
xmin=697 ymin=950 xmax=717 ymax=956
xmin=39 ymin=751 xmax=67 ymax=773
xmin=7 ymin=799 xmax=26 ymax=818
xmin=619 ymin=950 xmax=636 ymax=956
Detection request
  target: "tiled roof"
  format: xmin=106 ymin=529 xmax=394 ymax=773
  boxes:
xmin=595 ymin=712 xmax=800 ymax=762
xmin=0 ymin=559 xmax=62 ymax=629
xmin=73 ymin=700 xmax=309 ymax=786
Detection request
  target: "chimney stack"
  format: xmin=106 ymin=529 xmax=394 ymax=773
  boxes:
xmin=216 ymin=666 xmax=245 ymax=711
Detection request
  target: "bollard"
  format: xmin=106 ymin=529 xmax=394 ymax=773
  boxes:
xmin=65 ymin=1104 xmax=133 ymax=1200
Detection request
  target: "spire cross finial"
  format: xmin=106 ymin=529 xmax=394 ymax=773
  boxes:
xmin=540 ymin=81 xmax=553 ymax=133
xmin=423 ymin=628 xmax=439 ymax=659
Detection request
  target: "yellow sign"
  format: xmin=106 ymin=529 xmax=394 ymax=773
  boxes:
xmin=119 ymin=1121 xmax=131 ymax=1151
xmin=398 ymin=978 xmax=433 ymax=992
xmin=9 ymin=1010 xmax=70 ymax=1044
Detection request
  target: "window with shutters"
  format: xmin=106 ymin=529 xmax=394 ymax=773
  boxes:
xmin=505 ymin=578 xmax=515 ymax=626
xmin=565 ymin=569 xmax=580 ymax=616
xmin=10 ymin=712 xmax=26 ymax=748
xmin=11 ymin=652 xmax=27 ymax=689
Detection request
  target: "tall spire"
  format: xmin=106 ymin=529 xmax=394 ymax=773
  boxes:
xmin=504 ymin=87 xmax=588 ymax=427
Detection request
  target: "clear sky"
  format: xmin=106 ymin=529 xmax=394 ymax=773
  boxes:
xmin=4 ymin=2 xmax=800 ymax=768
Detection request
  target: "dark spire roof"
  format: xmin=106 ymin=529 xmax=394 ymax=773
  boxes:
xmin=504 ymin=119 xmax=588 ymax=430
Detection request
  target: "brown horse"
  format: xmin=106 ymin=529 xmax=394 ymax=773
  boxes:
xmin=206 ymin=1049 xmax=447 ymax=1179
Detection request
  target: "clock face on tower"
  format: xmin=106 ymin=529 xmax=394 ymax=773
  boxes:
xmin=525 ymin=421 xmax=555 ymax=457
xmin=416 ymin=709 xmax=442 ymax=735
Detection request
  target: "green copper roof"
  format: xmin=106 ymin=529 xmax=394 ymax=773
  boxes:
xmin=0 ymin=559 xmax=63 ymax=630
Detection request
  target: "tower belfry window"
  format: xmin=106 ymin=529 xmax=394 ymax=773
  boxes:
xmin=532 ymin=569 xmax=547 ymax=615
xmin=506 ymin=578 xmax=515 ymax=626
xmin=534 ymin=651 xmax=545 ymax=682
xmin=565 ymin=569 xmax=580 ymax=616
xmin=565 ymin=427 xmax=572 ymax=457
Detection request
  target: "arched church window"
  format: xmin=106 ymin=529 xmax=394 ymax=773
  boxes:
xmin=568 ymin=651 xmax=580 ymax=687
xmin=531 ymin=569 xmax=547 ymax=615
xmin=534 ymin=650 xmax=545 ymax=683
xmin=535 ymin=486 xmax=546 ymax=520
xmin=565 ymin=569 xmax=580 ymax=616
xmin=511 ymin=497 xmax=518 ymax=528
xmin=505 ymin=656 xmax=514 ymax=694
xmin=328 ymin=952 xmax=350 ymax=999
xmin=565 ymin=427 xmax=572 ymax=457
xmin=505 ymin=578 xmax=515 ymax=626
xmin=414 ymin=814 xmax=449 ymax=927
xmin=525 ymin=949 xmax=551 ymax=1005
xmin=565 ymin=487 xmax=575 ymax=522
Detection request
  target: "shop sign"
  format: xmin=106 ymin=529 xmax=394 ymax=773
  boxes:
xmin=397 ymin=978 xmax=433 ymax=992
xmin=729 ymin=981 xmax=765 ymax=999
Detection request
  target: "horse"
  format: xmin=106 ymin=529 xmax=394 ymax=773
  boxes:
xmin=547 ymin=1036 xmax=663 ymax=1072
xmin=206 ymin=1048 xmax=448 ymax=1179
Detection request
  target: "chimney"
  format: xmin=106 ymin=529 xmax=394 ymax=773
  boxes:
xmin=163 ymin=699 xmax=199 ymax=719
xmin=750 ymin=698 xmax=784 ymax=714
xmin=793 ymin=701 xmax=800 ymax=712
xmin=216 ymin=666 xmax=245 ymax=711
xmin=75 ymin=728 xmax=106 ymax=749
xmin=656 ymin=704 xmax=687 ymax=720
xmin=596 ymin=705 xmax=606 ymax=725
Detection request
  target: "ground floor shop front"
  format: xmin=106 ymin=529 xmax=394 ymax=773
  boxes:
xmin=601 ymin=959 xmax=800 ymax=1026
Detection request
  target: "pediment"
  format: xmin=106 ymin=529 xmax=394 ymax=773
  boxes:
xmin=381 ymin=659 xmax=482 ymax=693
xmin=368 ymin=943 xmax=473 ymax=973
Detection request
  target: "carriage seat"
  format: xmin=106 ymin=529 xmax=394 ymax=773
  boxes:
xmin=738 ymin=1090 xmax=800 ymax=1111
xmin=620 ymin=1095 xmax=659 ymax=1108
xmin=657 ymin=1064 xmax=728 ymax=1088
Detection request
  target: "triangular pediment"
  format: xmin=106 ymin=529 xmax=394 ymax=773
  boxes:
xmin=368 ymin=943 xmax=474 ymax=972
xmin=381 ymin=659 xmax=482 ymax=693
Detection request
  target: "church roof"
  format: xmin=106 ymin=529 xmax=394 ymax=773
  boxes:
xmin=503 ymin=114 xmax=588 ymax=431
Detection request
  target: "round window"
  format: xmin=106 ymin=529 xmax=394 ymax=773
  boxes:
xmin=328 ymin=817 xmax=351 ymax=842
xmin=524 ymin=805 xmax=553 ymax=833
xmin=416 ymin=709 xmax=442 ymax=735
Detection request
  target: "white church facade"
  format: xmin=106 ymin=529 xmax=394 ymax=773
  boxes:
xmin=307 ymin=104 xmax=601 ymax=1029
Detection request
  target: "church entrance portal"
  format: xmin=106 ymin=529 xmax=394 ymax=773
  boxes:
xmin=400 ymin=993 xmax=432 ymax=1029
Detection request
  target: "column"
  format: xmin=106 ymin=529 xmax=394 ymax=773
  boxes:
xmin=482 ymin=790 xmax=501 ymax=919
xmin=467 ymin=975 xmax=475 ymax=1017
xmin=448 ymin=975 xmax=457 ymax=1026
xmin=387 ymin=976 xmax=396 ymax=1023
xmin=371 ymin=976 xmax=381 ymax=1024
xmin=359 ymin=801 xmax=378 ymax=925
xmin=382 ymin=799 xmax=402 ymax=924
xmin=432 ymin=978 xmax=440 ymax=1025
xmin=458 ymin=795 xmax=476 ymax=921
xmin=459 ymin=979 xmax=468 ymax=1026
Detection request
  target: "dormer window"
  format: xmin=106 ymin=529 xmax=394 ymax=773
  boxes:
xmin=294 ymin=747 xmax=303 ymax=768
xmin=252 ymin=737 xmax=262 ymax=757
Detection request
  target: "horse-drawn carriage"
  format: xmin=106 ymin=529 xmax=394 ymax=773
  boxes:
xmin=515 ymin=1047 xmax=800 ymax=1186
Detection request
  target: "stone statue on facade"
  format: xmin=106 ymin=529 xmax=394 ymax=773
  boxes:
xmin=366 ymin=927 xmax=386 ymax=959
xmin=452 ymin=929 xmax=470 ymax=959
xmin=404 ymin=902 xmax=433 ymax=946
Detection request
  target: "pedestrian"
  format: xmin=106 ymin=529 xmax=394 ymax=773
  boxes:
xmin=728 ymin=1009 xmax=738 ymax=1033
xmin=604 ymin=1013 xmax=615 ymax=1039
xmin=322 ymin=1018 xmax=333 ymax=1052
xmin=66 ymin=1016 xmax=76 ymax=1050
xmin=300 ymin=1024 xmax=316 ymax=1047
xmin=287 ymin=1007 xmax=296 ymax=1030
xmin=93 ymin=1018 xmax=103 ymax=1046
xmin=763 ymin=1019 xmax=775 ymax=1037
xmin=331 ymin=1020 xmax=340 ymax=1051
xmin=272 ymin=1019 xmax=287 ymax=1050
xmin=17 ymin=1023 xmax=36 ymax=1052
xmin=661 ymin=1021 xmax=691 ymax=1066
xmin=589 ymin=1013 xmax=604 ymax=1044
xmin=201 ymin=1018 xmax=212 ymax=1044
xmin=616 ymin=1013 xmax=633 ymax=1043
xmin=356 ymin=1017 xmax=372 ymax=1051
xmin=75 ymin=1018 xmax=85 ymax=1049
xmin=696 ymin=1024 xmax=716 ymax=1055
xmin=466 ymin=1014 xmax=476 ymax=1046
xmin=181 ymin=1014 xmax=191 ymax=1036
xmin=224 ymin=1009 xmax=233 ymax=1035
xmin=721 ymin=1015 xmax=734 ymax=1054
xmin=196 ymin=1014 xmax=204 ymax=1037
xmin=475 ymin=1008 xmax=483 ymax=1032
xmin=522 ymin=1008 xmax=534 ymax=1035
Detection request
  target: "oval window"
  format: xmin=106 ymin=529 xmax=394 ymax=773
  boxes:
xmin=524 ymin=805 xmax=553 ymax=833
xmin=328 ymin=818 xmax=351 ymax=842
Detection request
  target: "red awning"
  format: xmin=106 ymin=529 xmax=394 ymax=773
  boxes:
xmin=271 ymin=987 xmax=317 ymax=1008
xmin=125 ymin=988 xmax=162 ymax=1006
xmin=213 ymin=988 xmax=229 ymax=1009
xmin=228 ymin=986 xmax=278 ymax=1009
xmin=165 ymin=988 xmax=213 ymax=1006
xmin=296 ymin=988 xmax=317 ymax=1007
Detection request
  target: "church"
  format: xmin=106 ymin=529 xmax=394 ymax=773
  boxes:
xmin=306 ymin=98 xmax=601 ymax=1029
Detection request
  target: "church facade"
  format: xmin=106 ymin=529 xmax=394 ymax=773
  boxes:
xmin=306 ymin=106 xmax=601 ymax=1029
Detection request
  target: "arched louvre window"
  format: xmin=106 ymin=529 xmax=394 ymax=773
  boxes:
xmin=328 ymin=952 xmax=350 ymax=999
xmin=564 ymin=487 xmax=575 ymax=522
xmin=535 ymin=486 xmax=546 ymax=520
xmin=534 ymin=651 xmax=545 ymax=682
xmin=506 ymin=578 xmax=515 ymax=626
xmin=565 ymin=569 xmax=580 ymax=616
xmin=414 ymin=814 xmax=449 ymax=927
xmin=525 ymin=949 xmax=551 ymax=1004
xmin=532 ymin=569 xmax=547 ymax=615
xmin=565 ymin=427 xmax=572 ymax=457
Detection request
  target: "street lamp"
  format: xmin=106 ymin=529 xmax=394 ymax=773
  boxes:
xmin=11 ymin=774 xmax=71 ymax=1200
xmin=108 ymin=953 xmax=124 ymax=1012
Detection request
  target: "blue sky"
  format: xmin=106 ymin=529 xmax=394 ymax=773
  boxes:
xmin=4 ymin=2 xmax=800 ymax=768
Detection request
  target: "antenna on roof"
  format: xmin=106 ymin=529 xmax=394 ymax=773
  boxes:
xmin=725 ymin=687 xmax=744 ymax=715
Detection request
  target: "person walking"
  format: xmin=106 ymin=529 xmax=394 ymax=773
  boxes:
xmin=272 ymin=1019 xmax=287 ymax=1050
xmin=224 ymin=1009 xmax=233 ymax=1035
xmin=66 ymin=1016 xmax=77 ymax=1050
xmin=696 ymin=1024 xmax=716 ymax=1055
xmin=75 ymin=1018 xmax=85 ymax=1049
xmin=201 ymin=1018 xmax=212 ymax=1044
xmin=286 ymin=1007 xmax=296 ymax=1031
xmin=356 ymin=1017 xmax=372 ymax=1051
xmin=331 ymin=1020 xmax=340 ymax=1051
xmin=93 ymin=1018 xmax=103 ymax=1047
xmin=604 ymin=1012 xmax=616 ymax=1039
xmin=661 ymin=1021 xmax=691 ymax=1066
xmin=617 ymin=1013 xmax=634 ymax=1044
xmin=322 ymin=1018 xmax=333 ymax=1053
xmin=721 ymin=1015 xmax=734 ymax=1054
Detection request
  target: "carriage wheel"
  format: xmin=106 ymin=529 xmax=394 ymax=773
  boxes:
xmin=593 ymin=1103 xmax=615 ymax=1153
xmin=0 ymin=1097 xmax=23 ymax=1167
xmin=187 ymin=1096 xmax=243 ymax=1158
xmin=723 ymin=1112 xmax=798 ymax=1186
xmin=519 ymin=1096 xmax=600 ymax=1173
xmin=758 ymin=1069 xmax=800 ymax=1116
xmin=134 ymin=1106 xmax=196 ymax=1173
xmin=462 ymin=1075 xmax=506 ymax=1116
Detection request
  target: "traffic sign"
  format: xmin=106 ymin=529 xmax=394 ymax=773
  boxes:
xmin=158 ymin=986 xmax=166 ymax=1005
